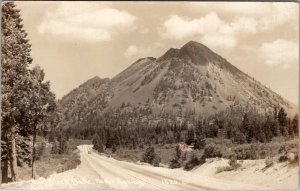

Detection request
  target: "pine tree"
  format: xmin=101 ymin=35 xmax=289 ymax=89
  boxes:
xmin=291 ymin=114 xmax=298 ymax=136
xmin=57 ymin=134 xmax=68 ymax=154
xmin=288 ymin=119 xmax=295 ymax=138
xmin=264 ymin=116 xmax=273 ymax=142
xmin=241 ymin=113 xmax=251 ymax=143
xmin=1 ymin=3 xmax=56 ymax=181
xmin=1 ymin=2 xmax=33 ymax=182
xmin=272 ymin=120 xmax=281 ymax=137
xmin=92 ymin=134 xmax=100 ymax=151
xmin=277 ymin=108 xmax=288 ymax=127
xmin=233 ymin=129 xmax=246 ymax=144
xmin=257 ymin=130 xmax=266 ymax=143
xmin=28 ymin=66 xmax=56 ymax=178
xmin=186 ymin=127 xmax=195 ymax=145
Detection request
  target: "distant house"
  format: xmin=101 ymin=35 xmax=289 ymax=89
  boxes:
xmin=178 ymin=142 xmax=193 ymax=152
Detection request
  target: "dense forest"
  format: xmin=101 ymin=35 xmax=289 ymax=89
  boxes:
xmin=61 ymin=104 xmax=298 ymax=153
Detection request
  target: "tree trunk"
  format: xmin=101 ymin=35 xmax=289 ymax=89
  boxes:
xmin=1 ymin=159 xmax=9 ymax=183
xmin=9 ymin=126 xmax=17 ymax=182
xmin=1 ymin=133 xmax=9 ymax=183
xmin=31 ymin=126 xmax=36 ymax=179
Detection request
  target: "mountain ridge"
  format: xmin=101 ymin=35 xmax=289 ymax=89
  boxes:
xmin=59 ymin=41 xmax=297 ymax=124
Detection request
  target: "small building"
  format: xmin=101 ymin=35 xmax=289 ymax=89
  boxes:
xmin=178 ymin=142 xmax=193 ymax=152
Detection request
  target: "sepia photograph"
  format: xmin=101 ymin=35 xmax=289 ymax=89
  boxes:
xmin=1 ymin=1 xmax=299 ymax=190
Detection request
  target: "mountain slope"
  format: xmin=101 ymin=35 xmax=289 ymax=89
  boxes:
xmin=59 ymin=76 xmax=113 ymax=124
xmin=59 ymin=41 xmax=297 ymax=124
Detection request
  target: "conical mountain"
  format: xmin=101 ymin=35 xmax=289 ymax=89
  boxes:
xmin=60 ymin=41 xmax=297 ymax=125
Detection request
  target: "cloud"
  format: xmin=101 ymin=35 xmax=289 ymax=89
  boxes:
xmin=124 ymin=45 xmax=139 ymax=58
xmin=160 ymin=2 xmax=298 ymax=49
xmin=259 ymin=39 xmax=298 ymax=69
xmin=161 ymin=13 xmax=222 ymax=40
xmin=219 ymin=17 xmax=257 ymax=36
xmin=258 ymin=3 xmax=299 ymax=31
xmin=186 ymin=2 xmax=269 ymax=16
xmin=161 ymin=13 xmax=258 ymax=49
xmin=38 ymin=2 xmax=136 ymax=43
xmin=185 ymin=2 xmax=298 ymax=31
xmin=186 ymin=2 xmax=298 ymax=19
xmin=124 ymin=43 xmax=163 ymax=58
xmin=201 ymin=34 xmax=237 ymax=49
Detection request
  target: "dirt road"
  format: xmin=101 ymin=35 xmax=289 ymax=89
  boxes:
xmin=1 ymin=145 xmax=268 ymax=190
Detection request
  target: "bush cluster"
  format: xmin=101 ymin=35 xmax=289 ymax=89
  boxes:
xmin=141 ymin=146 xmax=161 ymax=167
xmin=184 ymin=153 xmax=200 ymax=170
xmin=203 ymin=144 xmax=222 ymax=159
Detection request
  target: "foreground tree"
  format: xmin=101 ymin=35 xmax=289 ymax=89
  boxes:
xmin=1 ymin=2 xmax=56 ymax=182
xmin=1 ymin=2 xmax=33 ymax=182
xmin=28 ymin=66 xmax=56 ymax=178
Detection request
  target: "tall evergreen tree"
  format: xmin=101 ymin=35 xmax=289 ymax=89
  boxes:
xmin=277 ymin=107 xmax=288 ymax=127
xmin=186 ymin=127 xmax=195 ymax=145
xmin=241 ymin=113 xmax=251 ymax=142
xmin=1 ymin=2 xmax=56 ymax=182
xmin=28 ymin=66 xmax=56 ymax=178
xmin=264 ymin=116 xmax=273 ymax=142
xmin=1 ymin=2 xmax=33 ymax=182
xmin=291 ymin=114 xmax=298 ymax=136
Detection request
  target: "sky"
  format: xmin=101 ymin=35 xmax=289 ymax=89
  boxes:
xmin=15 ymin=1 xmax=299 ymax=105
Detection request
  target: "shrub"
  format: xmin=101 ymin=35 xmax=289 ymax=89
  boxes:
xmin=222 ymin=149 xmax=235 ymax=159
xmin=112 ymin=145 xmax=117 ymax=153
xmin=228 ymin=154 xmax=241 ymax=170
xmin=142 ymin=146 xmax=155 ymax=163
xmin=35 ymin=141 xmax=46 ymax=160
xmin=142 ymin=146 xmax=161 ymax=167
xmin=169 ymin=159 xmax=181 ymax=169
xmin=233 ymin=145 xmax=257 ymax=160
xmin=292 ymin=153 xmax=299 ymax=163
xmin=216 ymin=154 xmax=241 ymax=174
xmin=184 ymin=153 xmax=200 ymax=171
xmin=278 ymin=145 xmax=288 ymax=162
xmin=216 ymin=166 xmax=233 ymax=173
xmin=194 ymin=137 xmax=206 ymax=150
xmin=264 ymin=157 xmax=274 ymax=169
xmin=287 ymin=151 xmax=298 ymax=164
xmin=278 ymin=155 xmax=288 ymax=162
xmin=153 ymin=155 xmax=161 ymax=167
xmin=139 ymin=143 xmax=144 ymax=149
xmin=169 ymin=145 xmax=182 ymax=169
xmin=278 ymin=145 xmax=289 ymax=155
xmin=203 ymin=144 xmax=222 ymax=159
xmin=181 ymin=99 xmax=186 ymax=105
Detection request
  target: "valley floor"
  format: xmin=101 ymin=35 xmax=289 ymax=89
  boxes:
xmin=2 ymin=145 xmax=298 ymax=190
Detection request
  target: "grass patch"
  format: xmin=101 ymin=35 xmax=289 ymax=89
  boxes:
xmin=16 ymin=138 xmax=86 ymax=181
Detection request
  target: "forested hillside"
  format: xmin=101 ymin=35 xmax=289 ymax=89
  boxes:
xmin=59 ymin=41 xmax=298 ymax=156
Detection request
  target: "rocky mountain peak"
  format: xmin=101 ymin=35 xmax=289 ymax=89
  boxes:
xmin=157 ymin=48 xmax=180 ymax=62
xmin=181 ymin=40 xmax=208 ymax=49
xmin=60 ymin=40 xmax=297 ymax=122
xmin=177 ymin=41 xmax=220 ymax=65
